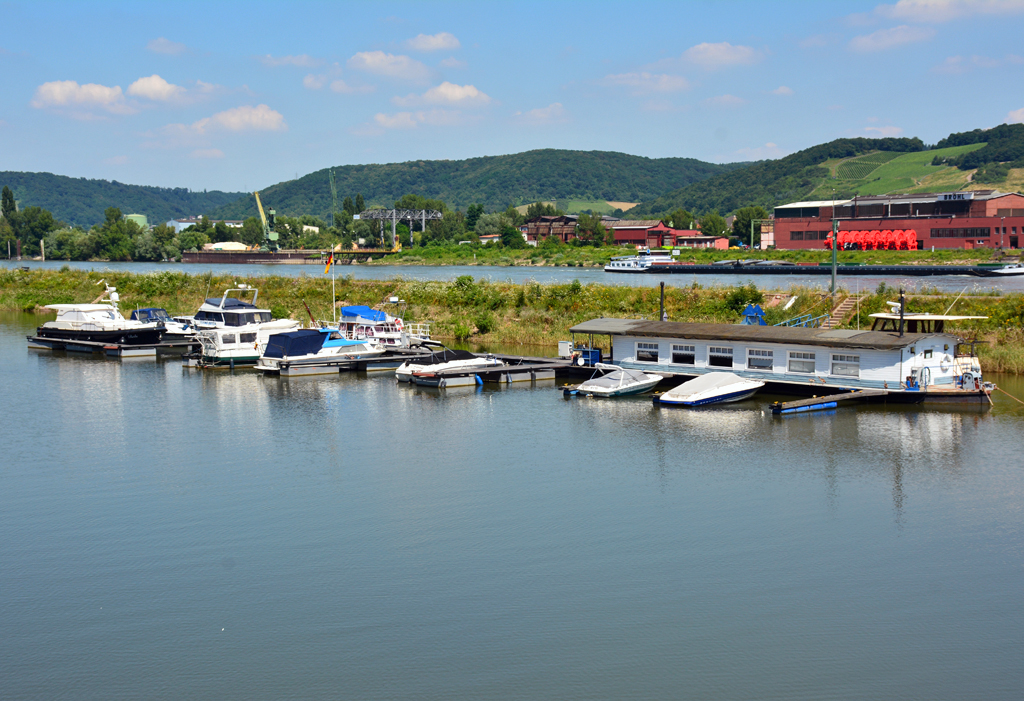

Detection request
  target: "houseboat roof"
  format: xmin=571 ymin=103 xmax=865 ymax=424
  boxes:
xmin=569 ymin=318 xmax=954 ymax=350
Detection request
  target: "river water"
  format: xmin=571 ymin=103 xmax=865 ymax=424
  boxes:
xmin=5 ymin=259 xmax=1024 ymax=293
xmin=2 ymin=312 xmax=1023 ymax=700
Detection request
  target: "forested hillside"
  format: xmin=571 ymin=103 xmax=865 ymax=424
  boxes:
xmin=628 ymin=137 xmax=926 ymax=217
xmin=0 ymin=171 xmax=244 ymax=227
xmin=207 ymin=149 xmax=741 ymax=220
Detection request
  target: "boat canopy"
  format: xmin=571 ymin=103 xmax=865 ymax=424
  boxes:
xmin=130 ymin=308 xmax=171 ymax=322
xmin=262 ymin=329 xmax=325 ymax=358
xmin=423 ymin=349 xmax=477 ymax=364
xmin=340 ymin=305 xmax=387 ymax=322
xmin=204 ymin=297 xmax=258 ymax=310
xmin=584 ymin=368 xmax=652 ymax=388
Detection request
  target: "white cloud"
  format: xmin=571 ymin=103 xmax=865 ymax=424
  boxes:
xmin=735 ymin=142 xmax=786 ymax=160
xmin=682 ymin=42 xmax=761 ymax=69
xmin=703 ymin=94 xmax=746 ymax=108
xmin=1008 ymin=107 xmax=1024 ymax=123
xmin=330 ymin=79 xmax=374 ymax=94
xmin=393 ymin=81 xmax=491 ymax=106
xmin=849 ymin=25 xmax=935 ymax=51
xmin=30 ymin=80 xmax=133 ymax=114
xmin=876 ymin=0 xmax=1024 ymax=23
xmin=372 ymin=109 xmax=466 ymax=129
xmin=261 ymin=54 xmax=322 ymax=67
xmin=192 ymin=104 xmax=287 ymax=133
xmin=127 ymin=74 xmax=185 ymax=102
xmin=440 ymin=57 xmax=467 ymax=69
xmin=348 ymin=51 xmax=432 ymax=83
xmin=190 ymin=148 xmax=225 ymax=159
xmin=771 ymin=86 xmax=794 ymax=96
xmin=865 ymin=125 xmax=904 ymax=136
xmin=602 ymin=72 xmax=691 ymax=94
xmin=146 ymin=37 xmax=187 ymax=55
xmin=933 ymin=53 xmax=1024 ymax=73
xmin=513 ymin=102 xmax=568 ymax=125
xmin=407 ymin=32 xmax=461 ymax=51
xmin=303 ymin=74 xmax=326 ymax=89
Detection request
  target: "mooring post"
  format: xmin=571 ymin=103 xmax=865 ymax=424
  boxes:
xmin=660 ymin=281 xmax=667 ymax=321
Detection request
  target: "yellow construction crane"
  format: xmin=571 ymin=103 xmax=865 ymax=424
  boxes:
xmin=254 ymin=191 xmax=279 ymax=250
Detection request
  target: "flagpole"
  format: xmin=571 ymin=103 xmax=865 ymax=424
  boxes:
xmin=332 ymin=269 xmax=336 ymax=324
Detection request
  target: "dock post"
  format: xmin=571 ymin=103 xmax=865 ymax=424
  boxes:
xmin=660 ymin=282 xmax=667 ymax=321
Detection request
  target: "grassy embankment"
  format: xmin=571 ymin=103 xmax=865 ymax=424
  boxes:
xmin=377 ymin=243 xmax=1019 ymax=268
xmin=2 ymin=267 xmax=1021 ymax=373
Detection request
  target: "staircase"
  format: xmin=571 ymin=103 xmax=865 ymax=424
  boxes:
xmin=822 ymin=295 xmax=859 ymax=329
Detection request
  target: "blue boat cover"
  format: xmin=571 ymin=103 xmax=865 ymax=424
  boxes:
xmin=263 ymin=329 xmax=325 ymax=358
xmin=205 ymin=297 xmax=258 ymax=309
xmin=130 ymin=308 xmax=171 ymax=322
xmin=340 ymin=305 xmax=387 ymax=322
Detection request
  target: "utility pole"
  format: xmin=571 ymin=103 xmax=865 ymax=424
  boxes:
xmin=831 ymin=190 xmax=838 ymax=302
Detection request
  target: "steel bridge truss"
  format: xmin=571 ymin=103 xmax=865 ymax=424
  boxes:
xmin=358 ymin=209 xmax=443 ymax=247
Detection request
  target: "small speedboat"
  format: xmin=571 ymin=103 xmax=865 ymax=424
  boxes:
xmin=564 ymin=363 xmax=662 ymax=397
xmin=990 ymin=262 xmax=1024 ymax=276
xmin=396 ymin=348 xmax=503 ymax=384
xmin=129 ymin=307 xmax=196 ymax=344
xmin=255 ymin=328 xmax=385 ymax=376
xmin=655 ymin=372 xmax=764 ymax=407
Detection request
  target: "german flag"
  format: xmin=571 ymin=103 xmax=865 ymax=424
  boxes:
xmin=324 ymin=252 xmax=334 ymax=275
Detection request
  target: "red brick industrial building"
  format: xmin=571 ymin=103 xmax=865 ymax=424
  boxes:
xmin=773 ymin=190 xmax=1024 ymax=250
xmin=524 ymin=216 xmax=728 ymax=249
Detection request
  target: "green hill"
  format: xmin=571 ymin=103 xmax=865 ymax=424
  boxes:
xmin=207 ymin=149 xmax=741 ymax=220
xmin=0 ymin=171 xmax=245 ymax=228
xmin=630 ymin=123 xmax=1024 ymax=217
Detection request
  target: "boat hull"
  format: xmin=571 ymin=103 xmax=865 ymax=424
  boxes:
xmin=656 ymin=386 xmax=761 ymax=406
xmin=34 ymin=326 xmax=164 ymax=346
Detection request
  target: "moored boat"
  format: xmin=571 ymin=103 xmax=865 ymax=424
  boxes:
xmin=654 ymin=372 xmax=764 ymax=406
xmin=129 ymin=307 xmax=196 ymax=344
xmin=396 ymin=348 xmax=503 ymax=384
xmin=604 ymin=248 xmax=673 ymax=273
xmin=32 ymin=285 xmax=164 ymax=348
xmin=255 ymin=328 xmax=386 ymax=376
xmin=184 ymin=285 xmax=299 ymax=367
xmin=564 ymin=363 xmax=662 ymax=397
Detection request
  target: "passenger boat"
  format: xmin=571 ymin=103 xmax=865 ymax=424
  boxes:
xmin=990 ymin=262 xmax=1024 ymax=276
xmin=563 ymin=363 xmax=662 ymax=397
xmin=654 ymin=372 xmax=764 ymax=407
xmin=566 ymin=297 xmax=992 ymax=404
xmin=129 ymin=307 xmax=196 ymax=344
xmin=255 ymin=328 xmax=385 ymax=376
xmin=396 ymin=348 xmax=503 ymax=384
xmin=183 ymin=285 xmax=300 ymax=368
xmin=32 ymin=285 xmax=164 ymax=347
xmin=604 ymin=248 xmax=673 ymax=273
xmin=334 ymin=299 xmax=431 ymax=348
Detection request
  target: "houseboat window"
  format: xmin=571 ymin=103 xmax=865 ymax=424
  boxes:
xmin=195 ymin=311 xmax=224 ymax=323
xmin=671 ymin=344 xmax=695 ymax=365
xmin=221 ymin=333 xmax=236 ymax=345
xmin=224 ymin=313 xmax=243 ymax=327
xmin=708 ymin=346 xmax=733 ymax=368
xmin=831 ymin=354 xmax=860 ymax=377
xmin=747 ymin=349 xmax=774 ymax=370
xmin=255 ymin=312 xmax=272 ymax=323
xmin=923 ymin=349 xmax=933 ymax=359
xmin=239 ymin=332 xmax=257 ymax=343
xmin=788 ymin=351 xmax=816 ymax=374
xmin=636 ymin=342 xmax=659 ymax=363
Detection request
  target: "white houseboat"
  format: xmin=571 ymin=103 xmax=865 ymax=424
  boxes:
xmin=333 ymin=301 xmax=431 ymax=348
xmin=566 ymin=310 xmax=991 ymax=404
xmin=184 ymin=285 xmax=299 ymax=368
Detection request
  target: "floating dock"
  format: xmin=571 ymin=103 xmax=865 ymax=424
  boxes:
xmin=27 ymin=336 xmax=198 ymax=357
xmin=770 ymin=389 xmax=889 ymax=414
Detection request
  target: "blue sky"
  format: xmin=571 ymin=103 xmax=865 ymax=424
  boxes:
xmin=2 ymin=0 xmax=1023 ymax=193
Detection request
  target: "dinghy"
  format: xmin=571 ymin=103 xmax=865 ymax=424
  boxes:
xmin=655 ymin=372 xmax=764 ymax=407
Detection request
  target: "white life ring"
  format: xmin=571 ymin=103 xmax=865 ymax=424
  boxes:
xmin=939 ymin=355 xmax=951 ymax=373
xmin=395 ymin=318 xmax=404 ymax=331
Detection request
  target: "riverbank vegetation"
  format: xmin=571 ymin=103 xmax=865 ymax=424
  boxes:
xmin=3 ymin=268 xmax=1021 ymax=373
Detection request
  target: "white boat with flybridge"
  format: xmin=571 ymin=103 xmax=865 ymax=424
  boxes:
xmin=563 ymin=363 xmax=662 ymax=397
xmin=654 ymin=372 xmax=764 ymax=407
xmin=28 ymin=282 xmax=167 ymax=351
xmin=183 ymin=284 xmax=300 ymax=368
xmin=565 ymin=292 xmax=993 ymax=405
xmin=604 ymin=248 xmax=673 ymax=273
xmin=333 ymin=297 xmax=432 ymax=348
xmin=254 ymin=328 xmax=386 ymax=376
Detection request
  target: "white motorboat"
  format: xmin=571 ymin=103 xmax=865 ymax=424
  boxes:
xmin=564 ymin=363 xmax=662 ymax=397
xmin=32 ymin=284 xmax=164 ymax=348
xmin=255 ymin=328 xmax=386 ymax=376
xmin=396 ymin=348 xmax=503 ymax=384
xmin=129 ymin=307 xmax=196 ymax=344
xmin=655 ymin=372 xmax=764 ymax=407
xmin=184 ymin=285 xmax=299 ymax=367
xmin=334 ymin=299 xmax=431 ymax=348
xmin=989 ymin=262 xmax=1024 ymax=276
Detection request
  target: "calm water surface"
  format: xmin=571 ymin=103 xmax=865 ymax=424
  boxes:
xmin=2 ymin=311 xmax=1023 ymax=700
xmin=5 ymin=259 xmax=1023 ymax=293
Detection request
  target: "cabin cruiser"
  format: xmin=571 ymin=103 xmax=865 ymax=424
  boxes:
xmin=34 ymin=285 xmax=164 ymax=346
xmin=334 ymin=299 xmax=431 ymax=348
xmin=655 ymin=372 xmax=764 ymax=406
xmin=255 ymin=328 xmax=385 ymax=376
xmin=184 ymin=285 xmax=299 ymax=367
xmin=129 ymin=307 xmax=196 ymax=344
xmin=604 ymin=248 xmax=673 ymax=273
xmin=395 ymin=348 xmax=503 ymax=383
xmin=564 ymin=363 xmax=662 ymax=397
